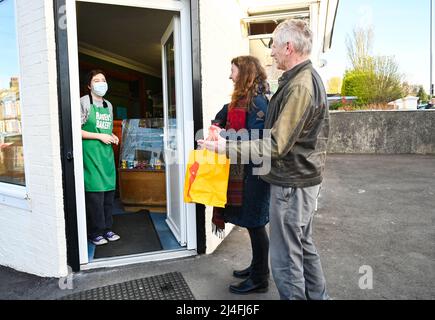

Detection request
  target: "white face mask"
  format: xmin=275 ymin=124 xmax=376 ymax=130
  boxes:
xmin=92 ymin=82 xmax=108 ymax=97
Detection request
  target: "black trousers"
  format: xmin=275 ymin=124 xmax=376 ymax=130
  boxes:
xmin=247 ymin=226 xmax=270 ymax=282
xmin=85 ymin=191 xmax=115 ymax=238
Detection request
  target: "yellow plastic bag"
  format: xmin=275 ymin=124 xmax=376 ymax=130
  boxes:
xmin=184 ymin=149 xmax=230 ymax=208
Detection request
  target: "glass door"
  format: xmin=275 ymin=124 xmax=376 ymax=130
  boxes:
xmin=161 ymin=16 xmax=186 ymax=246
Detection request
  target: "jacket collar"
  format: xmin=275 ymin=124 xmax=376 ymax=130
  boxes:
xmin=278 ymin=60 xmax=312 ymax=86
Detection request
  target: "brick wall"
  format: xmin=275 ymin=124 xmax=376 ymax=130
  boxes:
xmin=0 ymin=0 xmax=67 ymax=278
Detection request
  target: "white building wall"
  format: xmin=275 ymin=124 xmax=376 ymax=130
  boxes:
xmin=0 ymin=0 xmax=68 ymax=278
xmin=199 ymin=0 xmax=249 ymax=254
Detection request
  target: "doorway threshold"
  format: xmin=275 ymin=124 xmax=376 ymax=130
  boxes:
xmin=80 ymin=248 xmax=197 ymax=271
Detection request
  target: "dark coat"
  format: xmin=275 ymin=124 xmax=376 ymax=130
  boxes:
xmin=213 ymin=95 xmax=270 ymax=228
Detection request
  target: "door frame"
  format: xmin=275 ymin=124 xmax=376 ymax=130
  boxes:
xmin=60 ymin=0 xmax=197 ymax=268
xmin=161 ymin=16 xmax=187 ymax=246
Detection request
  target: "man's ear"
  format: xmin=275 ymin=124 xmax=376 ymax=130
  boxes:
xmin=286 ymin=42 xmax=294 ymax=56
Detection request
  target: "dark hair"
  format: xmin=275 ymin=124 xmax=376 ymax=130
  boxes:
xmin=86 ymin=69 xmax=107 ymax=89
xmin=86 ymin=69 xmax=108 ymax=108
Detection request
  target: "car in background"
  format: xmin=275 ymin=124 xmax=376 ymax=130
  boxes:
xmin=417 ymin=103 xmax=435 ymax=110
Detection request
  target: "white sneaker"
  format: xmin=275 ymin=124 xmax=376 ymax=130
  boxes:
xmin=104 ymin=231 xmax=121 ymax=242
xmin=91 ymin=235 xmax=108 ymax=246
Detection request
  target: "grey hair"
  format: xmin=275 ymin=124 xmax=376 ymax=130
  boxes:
xmin=272 ymin=19 xmax=313 ymax=56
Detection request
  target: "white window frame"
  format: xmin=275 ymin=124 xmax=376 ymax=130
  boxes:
xmin=244 ymin=10 xmax=310 ymax=40
xmin=0 ymin=0 xmax=31 ymax=211
xmin=243 ymin=11 xmax=309 ymax=25
xmin=66 ymin=0 xmax=196 ymax=266
xmin=0 ymin=183 xmax=30 ymax=210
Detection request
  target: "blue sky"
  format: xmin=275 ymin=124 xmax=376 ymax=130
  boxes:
xmin=0 ymin=0 xmax=19 ymax=90
xmin=320 ymin=0 xmax=432 ymax=93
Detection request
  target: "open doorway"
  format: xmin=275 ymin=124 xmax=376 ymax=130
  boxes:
xmin=74 ymin=1 xmax=191 ymax=263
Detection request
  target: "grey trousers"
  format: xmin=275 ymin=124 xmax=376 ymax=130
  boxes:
xmin=269 ymin=184 xmax=329 ymax=300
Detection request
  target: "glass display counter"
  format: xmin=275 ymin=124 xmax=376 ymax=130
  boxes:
xmin=118 ymin=119 xmax=166 ymax=211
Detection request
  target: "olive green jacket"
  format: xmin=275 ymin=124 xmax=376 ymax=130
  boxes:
xmin=228 ymin=60 xmax=329 ymax=188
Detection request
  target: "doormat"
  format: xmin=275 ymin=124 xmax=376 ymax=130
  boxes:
xmin=61 ymin=272 xmax=195 ymax=300
xmin=94 ymin=210 xmax=163 ymax=259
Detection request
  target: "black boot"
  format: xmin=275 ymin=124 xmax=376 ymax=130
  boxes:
xmin=229 ymin=277 xmax=268 ymax=295
xmin=233 ymin=266 xmax=251 ymax=279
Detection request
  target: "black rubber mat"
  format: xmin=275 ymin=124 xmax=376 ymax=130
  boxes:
xmin=61 ymin=272 xmax=195 ymax=300
xmin=94 ymin=210 xmax=162 ymax=259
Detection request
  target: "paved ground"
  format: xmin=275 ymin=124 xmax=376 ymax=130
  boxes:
xmin=0 ymin=155 xmax=434 ymax=300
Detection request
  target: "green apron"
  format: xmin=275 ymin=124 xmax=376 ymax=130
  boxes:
xmin=82 ymin=103 xmax=116 ymax=192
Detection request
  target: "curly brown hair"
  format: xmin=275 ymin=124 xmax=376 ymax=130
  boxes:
xmin=230 ymin=56 xmax=268 ymax=111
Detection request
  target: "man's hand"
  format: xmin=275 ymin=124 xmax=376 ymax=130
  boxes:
xmin=198 ymin=130 xmax=227 ymax=154
xmin=207 ymin=125 xmax=222 ymax=141
xmin=0 ymin=143 xmax=13 ymax=150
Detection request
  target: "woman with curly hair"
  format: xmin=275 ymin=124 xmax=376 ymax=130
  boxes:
xmin=212 ymin=55 xmax=270 ymax=294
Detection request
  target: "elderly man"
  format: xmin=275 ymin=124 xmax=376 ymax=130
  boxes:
xmin=199 ymin=19 xmax=330 ymax=300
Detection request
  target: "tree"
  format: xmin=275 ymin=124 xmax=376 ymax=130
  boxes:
xmin=416 ymin=86 xmax=429 ymax=103
xmin=327 ymin=77 xmax=343 ymax=94
xmin=401 ymin=82 xmax=419 ymax=96
xmin=342 ymin=27 xmax=403 ymax=104
xmin=346 ymin=26 xmax=374 ymax=70
xmin=402 ymin=83 xmax=428 ymax=103
xmin=371 ymin=55 xmax=403 ymax=103
xmin=342 ymin=68 xmax=376 ymax=104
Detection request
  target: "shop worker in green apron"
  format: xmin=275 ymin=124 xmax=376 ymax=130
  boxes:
xmin=81 ymin=70 xmax=120 ymax=246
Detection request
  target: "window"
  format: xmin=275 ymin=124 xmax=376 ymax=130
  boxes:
xmin=0 ymin=0 xmax=25 ymax=186
xmin=245 ymin=10 xmax=310 ymax=95
xmin=244 ymin=11 xmax=310 ymax=37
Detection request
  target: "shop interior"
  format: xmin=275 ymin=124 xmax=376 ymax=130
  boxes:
xmin=76 ymin=2 xmax=183 ymax=261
